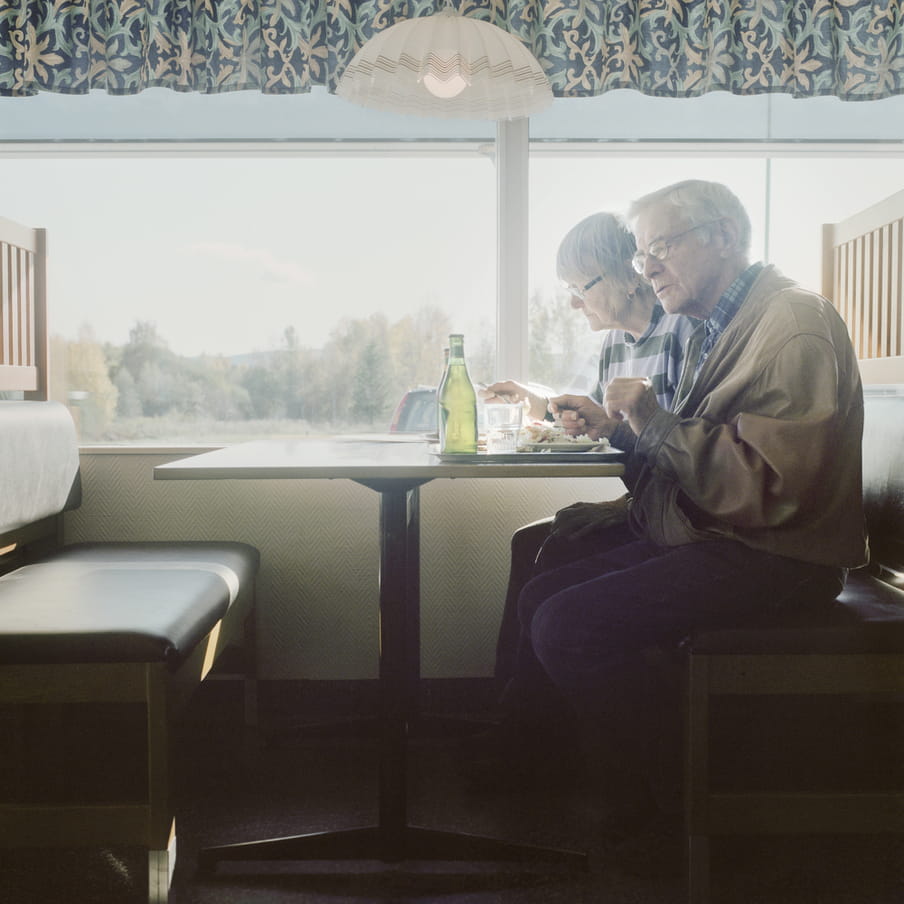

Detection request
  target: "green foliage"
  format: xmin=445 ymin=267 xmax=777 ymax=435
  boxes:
xmin=114 ymin=368 xmax=142 ymax=418
xmin=49 ymin=297 xmax=597 ymax=441
xmin=241 ymin=365 xmax=285 ymax=419
xmin=351 ymin=340 xmax=392 ymax=425
xmin=52 ymin=327 xmax=119 ymax=437
xmin=388 ymin=305 xmax=453 ymax=390
xmin=528 ymin=290 xmax=600 ymax=392
xmin=50 ymin=306 xmax=456 ymax=440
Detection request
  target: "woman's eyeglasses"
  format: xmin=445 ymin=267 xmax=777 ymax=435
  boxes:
xmin=564 ymin=275 xmax=603 ymax=300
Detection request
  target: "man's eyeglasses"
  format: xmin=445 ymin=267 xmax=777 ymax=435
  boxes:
xmin=631 ymin=220 xmax=721 ymax=274
xmin=564 ymin=275 xmax=603 ymax=300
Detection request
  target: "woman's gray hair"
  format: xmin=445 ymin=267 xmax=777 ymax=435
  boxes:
xmin=556 ymin=212 xmax=638 ymax=293
xmin=627 ymin=180 xmax=752 ymax=254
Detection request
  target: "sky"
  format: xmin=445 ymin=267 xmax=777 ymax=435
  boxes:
xmin=3 ymin=151 xmax=903 ymax=359
xmin=4 ymin=156 xmax=498 ymax=357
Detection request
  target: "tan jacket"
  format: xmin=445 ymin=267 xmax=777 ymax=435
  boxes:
xmin=628 ymin=265 xmax=868 ymax=568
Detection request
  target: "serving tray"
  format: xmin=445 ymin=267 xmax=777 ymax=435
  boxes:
xmin=432 ymin=447 xmax=626 ymax=464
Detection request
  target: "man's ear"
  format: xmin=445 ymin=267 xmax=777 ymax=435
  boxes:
xmin=716 ymin=217 xmax=741 ymax=257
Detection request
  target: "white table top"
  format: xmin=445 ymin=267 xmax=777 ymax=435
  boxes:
xmin=153 ymin=436 xmax=626 ymax=482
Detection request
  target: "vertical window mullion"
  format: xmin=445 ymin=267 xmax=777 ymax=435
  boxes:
xmin=496 ymin=118 xmax=530 ymax=383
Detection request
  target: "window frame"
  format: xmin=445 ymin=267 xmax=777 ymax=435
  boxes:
xmin=3 ymin=134 xmax=904 ymax=447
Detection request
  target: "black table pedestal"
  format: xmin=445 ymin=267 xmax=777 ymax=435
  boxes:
xmin=199 ymin=480 xmax=587 ymax=874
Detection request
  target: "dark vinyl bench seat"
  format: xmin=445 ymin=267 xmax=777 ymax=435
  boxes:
xmin=686 ymin=386 xmax=904 ymax=903
xmin=0 ymin=401 xmax=260 ymax=904
xmin=690 ymin=568 xmax=904 ymax=657
xmin=0 ymin=542 xmax=258 ymax=667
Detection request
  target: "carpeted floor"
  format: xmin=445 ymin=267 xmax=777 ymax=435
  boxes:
xmin=2 ymin=682 xmax=902 ymax=904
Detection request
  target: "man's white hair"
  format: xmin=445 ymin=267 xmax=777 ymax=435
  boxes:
xmin=627 ymin=180 xmax=752 ymax=255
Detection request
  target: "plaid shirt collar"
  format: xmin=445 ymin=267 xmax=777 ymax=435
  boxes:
xmin=697 ymin=262 xmax=763 ymax=368
xmin=705 ymin=262 xmax=763 ymax=339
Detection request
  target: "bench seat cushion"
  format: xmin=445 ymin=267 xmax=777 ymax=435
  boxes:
xmin=690 ymin=569 xmax=904 ymax=655
xmin=0 ymin=542 xmax=259 ymax=668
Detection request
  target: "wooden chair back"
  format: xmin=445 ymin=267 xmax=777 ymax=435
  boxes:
xmin=822 ymin=189 xmax=904 ymax=383
xmin=0 ymin=217 xmax=48 ymax=399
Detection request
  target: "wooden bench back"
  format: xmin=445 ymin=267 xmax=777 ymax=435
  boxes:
xmin=0 ymin=216 xmax=68 ymax=574
xmin=0 ymin=217 xmax=48 ymax=401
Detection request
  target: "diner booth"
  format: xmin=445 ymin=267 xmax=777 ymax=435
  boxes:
xmin=3 ymin=168 xmax=903 ymax=904
xmin=2 ymin=7 xmax=904 ymax=902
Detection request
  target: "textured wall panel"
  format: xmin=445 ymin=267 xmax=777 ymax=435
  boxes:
xmin=67 ymin=451 xmax=623 ymax=679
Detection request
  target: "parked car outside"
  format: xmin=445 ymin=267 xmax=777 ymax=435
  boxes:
xmin=390 ymin=380 xmax=557 ymax=435
xmin=389 ymin=387 xmax=437 ymax=433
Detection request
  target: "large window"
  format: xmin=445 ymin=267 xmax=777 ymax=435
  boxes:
xmin=4 ymin=87 xmax=903 ymax=444
xmin=3 ymin=152 xmax=496 ymax=442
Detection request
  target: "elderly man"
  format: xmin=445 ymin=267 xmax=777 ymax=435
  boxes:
xmin=517 ymin=179 xmax=868 ymax=871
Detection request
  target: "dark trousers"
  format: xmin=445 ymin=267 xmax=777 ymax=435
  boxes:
xmin=515 ymin=527 xmax=845 ymax=817
xmin=494 ymin=517 xmax=637 ymax=695
xmin=494 ymin=517 xmax=553 ymax=690
xmin=494 ymin=518 xmax=639 ymax=774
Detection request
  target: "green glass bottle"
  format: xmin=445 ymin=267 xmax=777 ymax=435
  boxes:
xmin=438 ymin=334 xmax=477 ymax=454
xmin=435 ymin=346 xmax=450 ymax=439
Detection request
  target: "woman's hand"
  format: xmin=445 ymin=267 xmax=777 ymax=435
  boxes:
xmin=548 ymin=394 xmax=622 ymax=440
xmin=550 ymin=496 xmax=630 ymax=540
xmin=482 ymin=380 xmax=548 ymax=422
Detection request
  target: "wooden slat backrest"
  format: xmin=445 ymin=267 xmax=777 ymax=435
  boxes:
xmin=0 ymin=217 xmax=48 ymax=400
xmin=823 ymin=190 xmax=904 ymax=366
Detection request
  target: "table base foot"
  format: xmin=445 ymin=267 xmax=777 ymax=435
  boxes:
xmin=198 ymin=825 xmax=587 ymax=872
xmin=401 ymin=826 xmax=588 ymax=867
xmin=263 ymin=715 xmax=378 ymax=748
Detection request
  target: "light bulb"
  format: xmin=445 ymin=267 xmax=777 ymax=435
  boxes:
xmin=422 ymin=70 xmax=468 ymax=99
xmin=420 ymin=52 xmax=470 ymax=99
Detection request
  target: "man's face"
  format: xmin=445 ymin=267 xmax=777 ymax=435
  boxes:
xmin=633 ymin=204 xmax=729 ymax=319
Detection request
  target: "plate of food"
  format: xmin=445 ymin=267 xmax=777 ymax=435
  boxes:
xmin=518 ymin=441 xmax=602 ymax=452
xmin=431 ymin=446 xmax=624 ymax=463
xmin=517 ymin=420 xmax=609 ymax=453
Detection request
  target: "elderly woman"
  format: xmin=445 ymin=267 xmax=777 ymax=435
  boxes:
xmin=485 ymin=212 xmax=695 ymax=696
xmin=468 ymin=213 xmax=694 ymax=808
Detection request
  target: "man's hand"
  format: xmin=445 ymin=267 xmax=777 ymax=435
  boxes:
xmin=603 ymin=377 xmax=660 ymax=436
xmin=548 ymin=394 xmax=622 ymax=440
xmin=551 ymin=496 xmax=629 ymax=540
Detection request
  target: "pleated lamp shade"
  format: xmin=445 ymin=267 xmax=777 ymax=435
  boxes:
xmin=336 ymin=7 xmax=553 ymax=120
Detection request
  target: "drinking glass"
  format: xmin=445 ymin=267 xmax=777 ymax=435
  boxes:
xmin=484 ymin=402 xmax=524 ymax=453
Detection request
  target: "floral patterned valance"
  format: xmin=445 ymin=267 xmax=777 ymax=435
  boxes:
xmin=2 ymin=1 xmax=902 ymax=101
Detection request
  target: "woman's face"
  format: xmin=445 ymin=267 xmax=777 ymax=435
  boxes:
xmin=568 ymin=277 xmax=631 ymax=332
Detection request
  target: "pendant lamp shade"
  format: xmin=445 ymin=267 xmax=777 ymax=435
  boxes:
xmin=336 ymin=8 xmax=553 ymax=120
